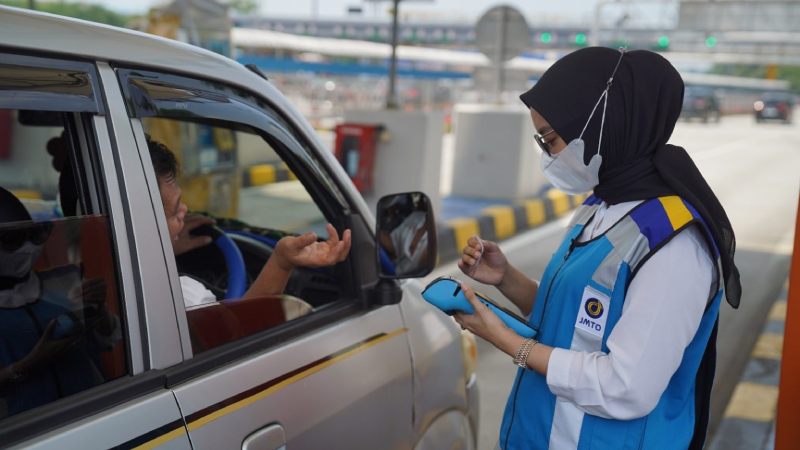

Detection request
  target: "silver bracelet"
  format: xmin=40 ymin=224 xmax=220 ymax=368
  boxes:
xmin=513 ymin=338 xmax=534 ymax=370
xmin=520 ymin=339 xmax=538 ymax=370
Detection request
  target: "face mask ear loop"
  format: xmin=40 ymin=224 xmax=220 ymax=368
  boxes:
xmin=594 ymin=48 xmax=625 ymax=154
xmin=597 ymin=90 xmax=609 ymax=156
xmin=578 ymin=91 xmax=607 ymax=141
xmin=578 ymin=47 xmax=626 ymax=142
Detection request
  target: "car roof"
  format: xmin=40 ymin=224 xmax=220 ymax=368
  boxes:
xmin=0 ymin=6 xmax=284 ymax=106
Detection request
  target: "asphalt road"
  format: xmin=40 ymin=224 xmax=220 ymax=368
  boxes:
xmin=425 ymin=114 xmax=800 ymax=449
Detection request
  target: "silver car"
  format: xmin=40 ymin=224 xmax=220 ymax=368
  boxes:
xmin=0 ymin=6 xmax=478 ymax=449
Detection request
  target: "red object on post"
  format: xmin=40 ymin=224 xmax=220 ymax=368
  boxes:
xmin=333 ymin=123 xmax=383 ymax=193
xmin=0 ymin=109 xmax=13 ymax=160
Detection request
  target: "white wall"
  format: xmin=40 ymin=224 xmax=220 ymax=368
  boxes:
xmin=343 ymin=110 xmax=445 ymax=219
xmin=450 ymin=104 xmax=546 ymax=199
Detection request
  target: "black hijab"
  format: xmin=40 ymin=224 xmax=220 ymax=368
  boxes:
xmin=520 ymin=47 xmax=741 ymax=308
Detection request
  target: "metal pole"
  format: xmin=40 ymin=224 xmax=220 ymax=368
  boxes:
xmin=312 ymin=0 xmax=318 ymax=21
xmin=494 ymin=7 xmax=508 ymax=105
xmin=28 ymin=0 xmax=35 ymax=10
xmin=387 ymin=0 xmax=401 ymax=109
xmin=590 ymin=0 xmax=610 ymax=47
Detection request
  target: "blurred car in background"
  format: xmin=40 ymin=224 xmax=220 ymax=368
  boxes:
xmin=681 ymin=87 xmax=722 ymax=123
xmin=754 ymin=93 xmax=795 ymax=124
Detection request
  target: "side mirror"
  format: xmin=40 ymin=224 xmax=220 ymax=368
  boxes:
xmin=376 ymin=192 xmax=438 ymax=279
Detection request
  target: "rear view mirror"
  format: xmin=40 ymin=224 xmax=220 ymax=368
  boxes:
xmin=376 ymin=192 xmax=438 ymax=279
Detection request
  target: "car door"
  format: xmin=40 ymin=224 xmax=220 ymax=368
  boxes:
xmin=115 ymin=67 xmax=415 ymax=450
xmin=0 ymin=53 xmax=191 ymax=449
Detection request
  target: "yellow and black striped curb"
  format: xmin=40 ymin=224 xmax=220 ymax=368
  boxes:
xmin=437 ymin=189 xmax=588 ymax=262
xmin=242 ymin=162 xmax=298 ymax=187
xmin=709 ymin=279 xmax=788 ymax=450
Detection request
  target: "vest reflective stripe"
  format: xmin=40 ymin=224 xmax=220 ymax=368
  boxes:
xmin=499 ymin=196 xmax=724 ymax=450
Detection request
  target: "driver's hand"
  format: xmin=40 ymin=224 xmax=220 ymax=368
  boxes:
xmin=173 ymin=213 xmax=216 ymax=256
xmin=273 ymin=223 xmax=352 ymax=270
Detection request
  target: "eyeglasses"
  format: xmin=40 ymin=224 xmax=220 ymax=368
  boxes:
xmin=0 ymin=222 xmax=52 ymax=252
xmin=534 ymin=129 xmax=557 ymax=156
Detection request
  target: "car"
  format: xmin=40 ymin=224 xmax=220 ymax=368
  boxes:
xmin=755 ymin=92 xmax=795 ymax=124
xmin=0 ymin=6 xmax=478 ymax=450
xmin=680 ymin=87 xmax=721 ymax=123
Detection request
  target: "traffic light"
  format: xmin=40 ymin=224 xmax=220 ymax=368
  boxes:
xmin=705 ymin=36 xmax=717 ymax=48
xmin=658 ymin=36 xmax=669 ymax=48
xmin=575 ymin=33 xmax=586 ymax=45
xmin=541 ymin=32 xmax=552 ymax=44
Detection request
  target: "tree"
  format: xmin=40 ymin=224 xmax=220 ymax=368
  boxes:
xmin=0 ymin=0 xmax=131 ymax=27
xmin=228 ymin=0 xmax=258 ymax=15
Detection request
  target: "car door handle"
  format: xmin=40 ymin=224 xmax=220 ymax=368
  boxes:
xmin=242 ymin=423 xmax=287 ymax=450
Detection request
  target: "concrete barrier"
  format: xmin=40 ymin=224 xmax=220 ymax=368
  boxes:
xmin=242 ymin=162 xmax=296 ymax=187
xmin=437 ymin=189 xmax=588 ymax=262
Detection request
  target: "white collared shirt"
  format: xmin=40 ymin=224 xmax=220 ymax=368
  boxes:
xmin=545 ymin=200 xmax=718 ymax=420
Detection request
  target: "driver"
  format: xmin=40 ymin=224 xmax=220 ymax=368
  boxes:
xmin=146 ymin=138 xmax=352 ymax=307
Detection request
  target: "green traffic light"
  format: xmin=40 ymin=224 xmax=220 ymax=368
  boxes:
xmin=658 ymin=36 xmax=669 ymax=47
xmin=575 ymin=33 xmax=586 ymax=45
xmin=541 ymin=32 xmax=552 ymax=44
xmin=706 ymin=36 xmax=717 ymax=48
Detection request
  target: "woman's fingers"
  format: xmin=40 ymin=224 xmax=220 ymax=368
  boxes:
xmin=461 ymin=283 xmax=484 ymax=312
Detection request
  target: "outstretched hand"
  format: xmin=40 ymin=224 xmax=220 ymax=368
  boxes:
xmin=273 ymin=223 xmax=352 ymax=271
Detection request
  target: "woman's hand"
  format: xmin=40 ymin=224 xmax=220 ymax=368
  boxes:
xmin=273 ymin=223 xmax=352 ymax=270
xmin=17 ymin=320 xmax=82 ymax=375
xmin=457 ymin=237 xmax=508 ymax=286
xmin=453 ymin=283 xmax=511 ymax=346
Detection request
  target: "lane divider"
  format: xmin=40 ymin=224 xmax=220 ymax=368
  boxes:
xmin=708 ymin=279 xmax=788 ymax=450
xmin=243 ymin=162 xmax=296 ymax=187
xmin=437 ymin=189 xmax=586 ymax=262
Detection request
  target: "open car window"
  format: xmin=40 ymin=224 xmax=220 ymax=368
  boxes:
xmin=119 ymin=69 xmax=356 ymax=355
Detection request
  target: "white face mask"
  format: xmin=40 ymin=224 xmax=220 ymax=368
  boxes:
xmin=540 ymin=48 xmax=626 ymax=195
xmin=0 ymin=241 xmax=43 ymax=278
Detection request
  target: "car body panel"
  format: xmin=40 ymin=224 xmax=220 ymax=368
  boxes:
xmin=0 ymin=6 xmax=477 ymax=449
xmin=171 ymin=304 xmax=413 ymax=449
xmin=398 ymin=279 xmax=477 ymax=443
xmin=8 ymin=390 xmax=191 ymax=450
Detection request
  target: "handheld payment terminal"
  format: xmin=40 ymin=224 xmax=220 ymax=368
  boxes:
xmin=422 ymin=276 xmax=537 ymax=338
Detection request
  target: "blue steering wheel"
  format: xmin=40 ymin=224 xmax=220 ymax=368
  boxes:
xmin=192 ymin=225 xmax=247 ymax=299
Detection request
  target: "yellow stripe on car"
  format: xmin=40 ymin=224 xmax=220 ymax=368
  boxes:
xmin=187 ymin=328 xmax=408 ymax=431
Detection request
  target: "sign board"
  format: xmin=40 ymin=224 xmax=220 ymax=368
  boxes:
xmin=678 ymin=1 xmax=800 ymax=33
xmin=475 ymin=5 xmax=529 ymax=63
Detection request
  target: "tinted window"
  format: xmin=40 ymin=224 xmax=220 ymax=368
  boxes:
xmin=0 ymin=109 xmax=126 ymax=420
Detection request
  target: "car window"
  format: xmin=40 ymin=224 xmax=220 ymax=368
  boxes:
xmin=0 ymin=62 xmax=128 ymax=420
xmin=123 ymin=70 xmax=354 ymax=355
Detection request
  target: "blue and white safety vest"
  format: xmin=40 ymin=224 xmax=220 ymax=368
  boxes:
xmin=498 ymin=195 xmax=724 ymax=450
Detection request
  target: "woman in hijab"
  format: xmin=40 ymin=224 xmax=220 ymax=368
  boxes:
xmin=453 ymin=47 xmax=741 ymax=450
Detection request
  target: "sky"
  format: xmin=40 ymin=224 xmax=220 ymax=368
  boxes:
xmin=92 ymin=0 xmax=606 ymax=23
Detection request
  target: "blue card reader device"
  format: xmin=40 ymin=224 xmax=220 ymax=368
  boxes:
xmin=422 ymin=276 xmax=537 ymax=339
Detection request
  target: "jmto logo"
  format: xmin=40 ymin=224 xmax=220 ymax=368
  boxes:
xmin=579 ymin=298 xmax=604 ymax=332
